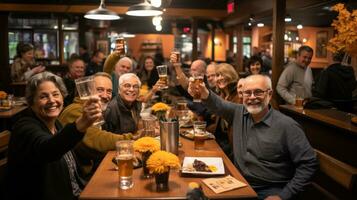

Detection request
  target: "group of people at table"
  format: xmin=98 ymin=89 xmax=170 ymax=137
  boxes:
xmin=4 ymin=42 xmax=356 ymax=200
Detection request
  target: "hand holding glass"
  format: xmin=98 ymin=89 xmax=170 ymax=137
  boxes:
xmin=156 ymin=65 xmax=168 ymax=89
xmin=75 ymin=76 xmax=105 ymax=127
xmin=192 ymin=74 xmax=204 ymax=102
xmin=116 ymin=140 xmax=134 ymax=190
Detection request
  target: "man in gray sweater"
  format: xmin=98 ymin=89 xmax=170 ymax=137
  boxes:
xmin=277 ymin=46 xmax=314 ymax=105
xmin=188 ymin=74 xmax=318 ymax=200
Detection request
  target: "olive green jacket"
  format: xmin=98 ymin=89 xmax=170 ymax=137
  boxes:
xmin=59 ymin=97 xmax=132 ymax=152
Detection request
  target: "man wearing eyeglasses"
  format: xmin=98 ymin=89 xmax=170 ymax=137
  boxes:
xmin=59 ymin=72 xmax=134 ymax=180
xmin=188 ymin=74 xmax=317 ymax=200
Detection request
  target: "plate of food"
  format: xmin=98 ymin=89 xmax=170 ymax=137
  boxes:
xmin=180 ymin=129 xmax=215 ymax=140
xmin=181 ymin=157 xmax=225 ymax=176
xmin=0 ymin=106 xmax=12 ymax=111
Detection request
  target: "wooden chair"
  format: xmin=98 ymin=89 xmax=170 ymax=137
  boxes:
xmin=301 ymin=149 xmax=357 ymax=199
xmin=0 ymin=130 xmax=10 ymax=185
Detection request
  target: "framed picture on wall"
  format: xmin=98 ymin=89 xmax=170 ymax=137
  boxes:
xmin=96 ymin=40 xmax=108 ymax=56
xmin=316 ymin=31 xmax=328 ymax=58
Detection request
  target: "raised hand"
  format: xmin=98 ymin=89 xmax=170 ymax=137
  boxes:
xmin=188 ymin=79 xmax=209 ymax=100
xmin=75 ymin=96 xmax=102 ymax=133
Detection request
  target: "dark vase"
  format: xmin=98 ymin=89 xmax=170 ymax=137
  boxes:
xmin=142 ymin=151 xmax=152 ymax=178
xmin=155 ymin=169 xmax=170 ymax=192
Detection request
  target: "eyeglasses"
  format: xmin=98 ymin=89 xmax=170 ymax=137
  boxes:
xmin=121 ymin=83 xmax=140 ymax=90
xmin=242 ymin=89 xmax=270 ymax=97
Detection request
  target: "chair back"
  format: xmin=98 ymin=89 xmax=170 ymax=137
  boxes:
xmin=0 ymin=130 xmax=10 ymax=185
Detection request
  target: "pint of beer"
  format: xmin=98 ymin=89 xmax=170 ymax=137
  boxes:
xmin=192 ymin=75 xmax=204 ymax=102
xmin=294 ymin=86 xmax=305 ymax=109
xmin=170 ymin=49 xmax=180 ymax=63
xmin=156 ymin=65 xmax=168 ymax=89
xmin=116 ymin=37 xmax=125 ymax=56
xmin=295 ymin=97 xmax=304 ymax=109
xmin=116 ymin=140 xmax=134 ymax=190
xmin=193 ymin=121 xmax=207 ymax=150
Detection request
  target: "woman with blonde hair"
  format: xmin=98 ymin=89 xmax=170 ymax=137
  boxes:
xmin=210 ymin=63 xmax=239 ymax=158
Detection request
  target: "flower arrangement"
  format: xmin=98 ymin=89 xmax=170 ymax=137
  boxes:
xmin=0 ymin=91 xmax=7 ymax=100
xmin=327 ymin=3 xmax=357 ymax=54
xmin=146 ymin=150 xmax=180 ymax=174
xmin=133 ymin=137 xmax=160 ymax=153
xmin=151 ymin=102 xmax=171 ymax=112
xmin=151 ymin=102 xmax=171 ymax=121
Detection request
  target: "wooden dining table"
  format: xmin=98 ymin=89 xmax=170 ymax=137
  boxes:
xmin=0 ymin=105 xmax=27 ymax=131
xmin=80 ymin=136 xmax=257 ymax=200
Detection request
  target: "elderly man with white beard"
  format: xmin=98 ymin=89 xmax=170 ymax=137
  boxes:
xmin=188 ymin=74 xmax=317 ymax=200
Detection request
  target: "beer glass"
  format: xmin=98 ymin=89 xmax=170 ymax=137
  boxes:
xmin=116 ymin=37 xmax=125 ymax=56
xmin=75 ymin=76 xmax=105 ymax=127
xmin=294 ymin=86 xmax=305 ymax=109
xmin=156 ymin=65 xmax=168 ymax=89
xmin=193 ymin=121 xmax=207 ymax=150
xmin=170 ymin=48 xmax=180 ymax=63
xmin=142 ymin=115 xmax=157 ymax=137
xmin=192 ymin=74 xmax=204 ymax=102
xmin=176 ymin=99 xmax=188 ymax=110
xmin=116 ymin=140 xmax=134 ymax=190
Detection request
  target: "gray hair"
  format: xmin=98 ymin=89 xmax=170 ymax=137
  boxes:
xmin=245 ymin=74 xmax=272 ymax=90
xmin=26 ymin=71 xmax=68 ymax=106
xmin=118 ymin=73 xmax=141 ymax=91
xmin=93 ymin=72 xmax=112 ymax=81
xmin=117 ymin=56 xmax=133 ymax=70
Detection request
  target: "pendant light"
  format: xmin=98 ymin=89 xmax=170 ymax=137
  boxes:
xmin=84 ymin=0 xmax=120 ymax=20
xmin=126 ymin=0 xmax=163 ymax=17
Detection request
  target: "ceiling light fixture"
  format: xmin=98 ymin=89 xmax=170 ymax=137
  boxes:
xmin=257 ymin=23 xmax=264 ymax=27
xmin=155 ymin=25 xmax=162 ymax=31
xmin=84 ymin=0 xmax=120 ymax=20
xmin=150 ymin=0 xmax=162 ymax=8
xmin=152 ymin=16 xmax=162 ymax=26
xmin=297 ymin=24 xmax=303 ymax=29
xmin=284 ymin=14 xmax=292 ymax=22
xmin=126 ymin=0 xmax=163 ymax=17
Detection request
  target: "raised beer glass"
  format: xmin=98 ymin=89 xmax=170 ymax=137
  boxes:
xmin=115 ymin=37 xmax=125 ymax=56
xmin=156 ymin=65 xmax=168 ymax=89
xmin=170 ymin=48 xmax=180 ymax=63
xmin=192 ymin=74 xmax=204 ymax=102
xmin=116 ymin=140 xmax=134 ymax=190
xmin=75 ymin=76 xmax=105 ymax=127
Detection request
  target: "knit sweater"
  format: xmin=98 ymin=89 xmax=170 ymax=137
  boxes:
xmin=59 ymin=97 xmax=132 ymax=152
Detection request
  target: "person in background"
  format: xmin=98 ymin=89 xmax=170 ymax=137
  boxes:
xmin=79 ymin=45 xmax=91 ymax=65
xmin=11 ymin=43 xmax=45 ymax=82
xmin=277 ymin=45 xmax=314 ymax=105
xmin=63 ymin=57 xmax=85 ymax=106
xmin=59 ymin=72 xmax=134 ymax=180
xmin=6 ymin=71 xmax=101 ymax=200
xmin=137 ymin=56 xmax=159 ymax=89
xmin=209 ymin=63 xmax=239 ymax=157
xmin=206 ymin=63 xmax=217 ymax=90
xmin=313 ymin=51 xmax=356 ymax=112
xmin=189 ymin=74 xmax=318 ymax=200
xmin=111 ymin=57 xmax=133 ymax=97
xmin=85 ymin=50 xmax=105 ymax=76
xmin=103 ymin=73 xmax=142 ymax=134
xmin=261 ymin=49 xmax=272 ymax=74
xmin=237 ymin=78 xmax=246 ymax=104
xmin=248 ymin=55 xmax=264 ymax=75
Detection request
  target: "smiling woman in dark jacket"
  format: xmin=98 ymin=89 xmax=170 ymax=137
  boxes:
xmin=6 ymin=71 xmax=102 ymax=200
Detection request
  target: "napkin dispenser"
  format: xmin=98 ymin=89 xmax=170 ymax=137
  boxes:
xmin=159 ymin=119 xmax=179 ymax=155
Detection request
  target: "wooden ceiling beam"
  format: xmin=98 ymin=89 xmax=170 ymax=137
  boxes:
xmin=223 ymin=0 xmax=329 ymax=27
xmin=0 ymin=3 xmax=227 ymax=19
